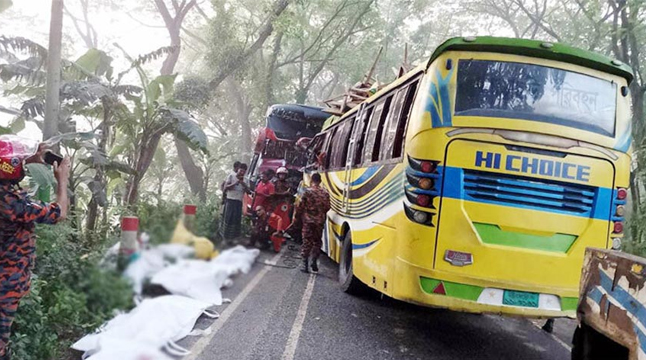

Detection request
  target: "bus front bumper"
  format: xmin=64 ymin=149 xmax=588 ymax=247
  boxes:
xmin=392 ymin=258 xmax=578 ymax=319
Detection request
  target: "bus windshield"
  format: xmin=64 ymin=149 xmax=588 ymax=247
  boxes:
xmin=455 ymin=59 xmax=617 ymax=137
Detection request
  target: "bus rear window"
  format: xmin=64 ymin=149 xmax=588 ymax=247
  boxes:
xmin=455 ymin=59 xmax=617 ymax=137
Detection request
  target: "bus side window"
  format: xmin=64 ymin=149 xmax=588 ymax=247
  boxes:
xmin=329 ymin=120 xmax=353 ymax=170
xmin=353 ymin=107 xmax=372 ymax=167
xmin=363 ymin=96 xmax=392 ymax=164
xmin=392 ymin=79 xmax=420 ymax=159
xmin=380 ymin=78 xmax=421 ymax=161
xmin=338 ymin=115 xmax=356 ymax=168
xmin=325 ymin=128 xmax=337 ymax=170
xmin=306 ymin=134 xmax=325 ymax=170
xmin=380 ymin=89 xmax=407 ymax=161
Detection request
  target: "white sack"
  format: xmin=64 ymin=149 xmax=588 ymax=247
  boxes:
xmin=150 ymin=246 xmax=260 ymax=305
xmin=123 ymin=250 xmax=166 ymax=294
xmin=85 ymin=338 xmax=173 ymax=360
xmin=156 ymin=244 xmax=195 ymax=261
xmin=151 ymin=260 xmax=229 ymax=305
xmin=72 ymin=295 xmax=211 ymax=355
xmin=123 ymin=244 xmax=195 ymax=294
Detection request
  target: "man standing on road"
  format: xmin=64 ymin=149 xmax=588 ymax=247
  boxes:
xmin=0 ymin=136 xmax=70 ymax=359
xmin=292 ymin=173 xmax=330 ymax=273
xmin=221 ymin=163 xmax=250 ymax=244
xmin=221 ymin=161 xmax=241 ymax=205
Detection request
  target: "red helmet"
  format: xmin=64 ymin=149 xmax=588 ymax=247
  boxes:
xmin=0 ymin=135 xmax=39 ymax=181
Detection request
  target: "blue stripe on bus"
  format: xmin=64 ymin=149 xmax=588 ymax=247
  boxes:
xmin=615 ymin=122 xmax=632 ymax=152
xmin=352 ymin=239 xmax=380 ymax=250
xmin=350 ymin=166 xmax=381 ymax=187
xmin=427 ymin=68 xmax=454 ymax=128
xmin=441 ymin=166 xmax=613 ymax=221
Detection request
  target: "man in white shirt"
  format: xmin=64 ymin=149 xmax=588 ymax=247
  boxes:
xmin=220 ymin=163 xmax=250 ymax=243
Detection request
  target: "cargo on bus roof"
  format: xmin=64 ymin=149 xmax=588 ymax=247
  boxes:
xmin=429 ymin=36 xmax=634 ymax=84
xmin=265 ymin=104 xmax=331 ymax=140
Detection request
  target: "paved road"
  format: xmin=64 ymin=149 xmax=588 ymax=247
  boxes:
xmin=179 ymin=244 xmax=576 ymax=360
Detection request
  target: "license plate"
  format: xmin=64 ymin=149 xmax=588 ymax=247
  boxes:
xmin=503 ymin=290 xmax=539 ymax=308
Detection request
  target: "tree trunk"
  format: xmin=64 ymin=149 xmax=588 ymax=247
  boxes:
xmin=228 ymin=78 xmax=253 ymax=163
xmin=208 ymin=0 xmax=293 ymax=91
xmin=44 ymin=0 xmax=64 ymax=141
xmin=86 ymin=101 xmax=110 ymax=233
xmin=126 ymin=132 xmax=164 ymax=206
xmin=154 ymin=0 xmax=207 ymax=200
xmin=264 ymin=31 xmax=283 ymax=111
xmin=86 ymin=198 xmax=98 ymax=232
xmin=175 ymin=138 xmax=206 ymax=200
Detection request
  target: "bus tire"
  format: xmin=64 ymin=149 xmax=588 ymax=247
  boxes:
xmin=571 ymin=323 xmax=629 ymax=360
xmin=339 ymin=230 xmax=364 ymax=295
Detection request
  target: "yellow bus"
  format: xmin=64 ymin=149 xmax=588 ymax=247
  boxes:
xmin=306 ymin=36 xmax=633 ymax=318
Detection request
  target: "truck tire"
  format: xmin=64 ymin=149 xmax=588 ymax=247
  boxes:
xmin=572 ymin=323 xmax=629 ymax=360
xmin=338 ymin=230 xmax=364 ymax=295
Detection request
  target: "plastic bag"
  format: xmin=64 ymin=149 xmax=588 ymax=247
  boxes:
xmin=170 ymin=220 xmax=217 ymax=260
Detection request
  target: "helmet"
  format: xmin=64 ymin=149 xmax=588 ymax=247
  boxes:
xmin=0 ymin=135 xmax=39 ymax=181
xmin=276 ymin=167 xmax=288 ymax=175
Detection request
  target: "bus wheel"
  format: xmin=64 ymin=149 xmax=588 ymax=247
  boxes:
xmin=339 ymin=230 xmax=364 ymax=294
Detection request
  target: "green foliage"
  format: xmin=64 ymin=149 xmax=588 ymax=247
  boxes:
xmin=137 ymin=200 xmax=182 ymax=244
xmin=10 ymin=223 xmax=133 ymax=360
xmin=137 ymin=196 xmax=222 ymax=244
xmin=25 ymin=163 xmax=57 ymax=190
xmin=194 ymin=197 xmax=222 ymax=242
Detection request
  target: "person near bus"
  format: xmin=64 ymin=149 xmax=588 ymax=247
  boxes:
xmin=291 ymin=173 xmax=330 ymax=273
xmin=249 ymin=205 xmax=283 ymax=248
xmin=274 ymin=167 xmax=291 ymax=195
xmin=0 ymin=136 xmax=70 ymax=359
xmin=221 ymin=161 xmax=241 ymax=205
xmin=221 ymin=163 xmax=250 ymax=243
xmin=252 ymin=169 xmax=275 ymax=210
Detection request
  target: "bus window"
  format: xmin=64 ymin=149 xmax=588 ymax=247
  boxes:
xmin=392 ymin=79 xmax=420 ymax=158
xmin=363 ymin=96 xmax=392 ymax=164
xmin=380 ymin=89 xmax=406 ymax=161
xmin=306 ymin=133 xmax=326 ymax=170
xmin=324 ymin=128 xmax=337 ymax=170
xmin=352 ymin=108 xmax=372 ymax=167
xmin=329 ymin=119 xmax=353 ymax=169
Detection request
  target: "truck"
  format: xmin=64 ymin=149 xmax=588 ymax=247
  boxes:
xmin=573 ymin=248 xmax=644 ymax=359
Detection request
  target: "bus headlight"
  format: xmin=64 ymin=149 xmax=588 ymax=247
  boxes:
xmin=612 ymin=238 xmax=622 ymax=250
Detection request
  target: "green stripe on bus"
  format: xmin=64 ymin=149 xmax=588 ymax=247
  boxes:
xmin=561 ymin=297 xmax=579 ymax=311
xmin=420 ymin=278 xmax=484 ymax=301
xmin=474 ymin=223 xmax=577 ymax=253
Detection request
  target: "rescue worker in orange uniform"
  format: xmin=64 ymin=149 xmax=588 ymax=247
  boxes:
xmin=0 ymin=135 xmax=70 ymax=359
xmin=249 ymin=205 xmax=284 ymax=249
